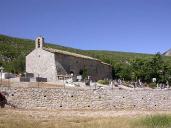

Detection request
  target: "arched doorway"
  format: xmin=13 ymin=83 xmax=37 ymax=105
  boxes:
xmin=70 ymin=71 xmax=74 ymax=77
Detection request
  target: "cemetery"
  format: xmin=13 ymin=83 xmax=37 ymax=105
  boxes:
xmin=0 ymin=37 xmax=171 ymax=111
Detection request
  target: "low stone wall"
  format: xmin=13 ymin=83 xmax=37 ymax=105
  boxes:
xmin=0 ymin=87 xmax=171 ymax=110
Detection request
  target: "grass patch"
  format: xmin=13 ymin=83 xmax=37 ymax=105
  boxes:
xmin=0 ymin=118 xmax=56 ymax=128
xmin=133 ymin=114 xmax=171 ymax=128
xmin=0 ymin=110 xmax=171 ymax=128
xmin=97 ymin=80 xmax=109 ymax=85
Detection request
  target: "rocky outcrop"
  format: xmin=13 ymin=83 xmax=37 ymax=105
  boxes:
xmin=163 ymin=49 xmax=171 ymax=56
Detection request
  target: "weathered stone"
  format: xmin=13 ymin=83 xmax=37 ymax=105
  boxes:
xmin=1 ymin=87 xmax=171 ymax=110
xmin=26 ymin=36 xmax=112 ymax=82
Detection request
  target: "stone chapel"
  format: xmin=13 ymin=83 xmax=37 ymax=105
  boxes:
xmin=26 ymin=36 xmax=112 ymax=82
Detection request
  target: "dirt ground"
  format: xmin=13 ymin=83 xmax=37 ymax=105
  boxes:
xmin=1 ymin=108 xmax=171 ymax=120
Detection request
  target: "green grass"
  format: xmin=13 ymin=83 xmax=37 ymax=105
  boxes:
xmin=97 ymin=80 xmax=109 ymax=85
xmin=133 ymin=114 xmax=171 ymax=128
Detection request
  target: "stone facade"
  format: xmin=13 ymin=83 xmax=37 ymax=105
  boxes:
xmin=54 ymin=53 xmax=112 ymax=81
xmin=26 ymin=37 xmax=112 ymax=81
xmin=1 ymin=87 xmax=171 ymax=110
xmin=26 ymin=48 xmax=58 ymax=81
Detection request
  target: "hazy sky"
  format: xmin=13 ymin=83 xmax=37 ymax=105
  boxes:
xmin=0 ymin=0 xmax=171 ymax=54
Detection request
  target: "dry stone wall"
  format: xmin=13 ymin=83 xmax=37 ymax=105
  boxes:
xmin=0 ymin=87 xmax=171 ymax=110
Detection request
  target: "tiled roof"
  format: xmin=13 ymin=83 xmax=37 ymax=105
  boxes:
xmin=43 ymin=47 xmax=111 ymax=66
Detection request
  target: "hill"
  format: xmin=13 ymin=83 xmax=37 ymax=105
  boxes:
xmin=0 ymin=34 xmax=171 ymax=75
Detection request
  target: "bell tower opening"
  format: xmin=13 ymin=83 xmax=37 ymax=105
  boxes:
xmin=37 ymin=39 xmax=41 ymax=48
xmin=35 ymin=36 xmax=44 ymax=49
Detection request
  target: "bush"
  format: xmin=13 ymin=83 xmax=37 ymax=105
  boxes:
xmin=148 ymin=83 xmax=157 ymax=88
xmin=97 ymin=80 xmax=109 ymax=85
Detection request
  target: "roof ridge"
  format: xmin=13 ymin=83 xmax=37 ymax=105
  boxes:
xmin=43 ymin=47 xmax=111 ymax=66
xmin=43 ymin=47 xmax=97 ymax=59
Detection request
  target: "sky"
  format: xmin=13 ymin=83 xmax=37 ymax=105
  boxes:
xmin=0 ymin=0 xmax=171 ymax=54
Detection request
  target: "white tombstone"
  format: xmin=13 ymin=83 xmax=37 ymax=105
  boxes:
xmin=152 ymin=78 xmax=156 ymax=83
xmin=77 ymin=75 xmax=82 ymax=81
xmin=0 ymin=72 xmax=16 ymax=79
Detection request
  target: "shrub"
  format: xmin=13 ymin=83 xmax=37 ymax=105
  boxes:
xmin=97 ymin=80 xmax=109 ymax=85
xmin=148 ymin=83 xmax=156 ymax=88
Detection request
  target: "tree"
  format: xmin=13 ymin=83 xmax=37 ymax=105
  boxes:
xmin=142 ymin=53 xmax=171 ymax=84
xmin=113 ymin=53 xmax=171 ymax=85
xmin=113 ymin=62 xmax=132 ymax=80
xmin=130 ymin=58 xmax=147 ymax=81
xmin=79 ymin=68 xmax=88 ymax=79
